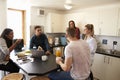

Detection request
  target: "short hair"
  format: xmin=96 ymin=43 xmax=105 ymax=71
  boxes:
xmin=66 ymin=28 xmax=76 ymax=38
xmin=34 ymin=25 xmax=42 ymax=30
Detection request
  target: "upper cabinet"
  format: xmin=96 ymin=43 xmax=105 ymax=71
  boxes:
xmin=117 ymin=8 xmax=120 ymax=36
xmin=99 ymin=8 xmax=118 ymax=36
xmin=84 ymin=8 xmax=119 ymax=36
xmin=84 ymin=10 xmax=100 ymax=35
xmin=46 ymin=13 xmax=64 ymax=33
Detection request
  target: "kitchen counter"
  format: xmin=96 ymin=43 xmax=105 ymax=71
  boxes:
xmin=96 ymin=49 xmax=120 ymax=58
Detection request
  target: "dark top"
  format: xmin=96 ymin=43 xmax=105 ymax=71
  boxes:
xmin=75 ymin=27 xmax=80 ymax=39
xmin=30 ymin=33 xmax=50 ymax=52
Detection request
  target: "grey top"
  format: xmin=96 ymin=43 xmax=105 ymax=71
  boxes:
xmin=0 ymin=38 xmax=9 ymax=65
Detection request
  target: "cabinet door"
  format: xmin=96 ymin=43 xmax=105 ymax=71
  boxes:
xmin=46 ymin=13 xmax=63 ymax=33
xmin=91 ymin=53 xmax=106 ymax=80
xmin=99 ymin=8 xmax=118 ymax=36
xmin=105 ymin=57 xmax=120 ymax=80
xmin=117 ymin=8 xmax=120 ymax=36
xmin=84 ymin=10 xmax=100 ymax=35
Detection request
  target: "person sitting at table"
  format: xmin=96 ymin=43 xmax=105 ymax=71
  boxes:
xmin=0 ymin=28 xmax=22 ymax=73
xmin=30 ymin=25 xmax=50 ymax=54
xmin=48 ymin=28 xmax=91 ymax=80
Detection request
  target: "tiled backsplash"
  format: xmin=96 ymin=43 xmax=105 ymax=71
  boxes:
xmin=95 ymin=35 xmax=120 ymax=51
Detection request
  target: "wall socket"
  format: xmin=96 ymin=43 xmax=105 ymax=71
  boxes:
xmin=102 ymin=39 xmax=108 ymax=44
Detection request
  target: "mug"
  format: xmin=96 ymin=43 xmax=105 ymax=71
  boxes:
xmin=41 ymin=55 xmax=48 ymax=61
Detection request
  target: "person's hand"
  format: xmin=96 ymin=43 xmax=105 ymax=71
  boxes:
xmin=56 ymin=57 xmax=63 ymax=64
xmin=15 ymin=39 xmax=22 ymax=45
xmin=45 ymin=51 xmax=51 ymax=55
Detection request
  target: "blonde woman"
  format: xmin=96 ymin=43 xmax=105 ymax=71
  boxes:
xmin=84 ymin=24 xmax=97 ymax=80
xmin=84 ymin=24 xmax=97 ymax=65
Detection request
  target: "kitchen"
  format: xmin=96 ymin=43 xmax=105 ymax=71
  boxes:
xmin=0 ymin=0 xmax=120 ymax=80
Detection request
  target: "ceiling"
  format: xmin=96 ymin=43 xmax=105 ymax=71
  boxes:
xmin=7 ymin=0 xmax=120 ymax=10
xmin=30 ymin=0 xmax=120 ymax=10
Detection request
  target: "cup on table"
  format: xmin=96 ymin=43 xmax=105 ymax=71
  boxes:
xmin=41 ymin=55 xmax=48 ymax=61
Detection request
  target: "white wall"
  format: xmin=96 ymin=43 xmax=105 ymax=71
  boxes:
xmin=0 ymin=0 xmax=7 ymax=34
xmin=30 ymin=7 xmax=64 ymax=33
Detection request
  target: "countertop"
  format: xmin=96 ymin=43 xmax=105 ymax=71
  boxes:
xmin=96 ymin=49 xmax=120 ymax=58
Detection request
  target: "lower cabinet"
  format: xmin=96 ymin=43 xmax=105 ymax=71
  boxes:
xmin=91 ymin=53 xmax=120 ymax=80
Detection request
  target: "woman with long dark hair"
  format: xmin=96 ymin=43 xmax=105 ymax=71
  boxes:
xmin=68 ymin=20 xmax=80 ymax=39
xmin=0 ymin=28 xmax=22 ymax=73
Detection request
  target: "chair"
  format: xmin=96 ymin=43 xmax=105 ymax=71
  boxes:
xmin=30 ymin=76 xmax=50 ymax=80
xmin=2 ymin=73 xmax=25 ymax=80
xmin=0 ymin=70 xmax=7 ymax=76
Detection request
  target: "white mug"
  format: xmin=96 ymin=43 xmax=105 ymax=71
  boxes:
xmin=41 ymin=55 xmax=48 ymax=61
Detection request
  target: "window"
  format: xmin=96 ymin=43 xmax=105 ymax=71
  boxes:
xmin=7 ymin=9 xmax=25 ymax=40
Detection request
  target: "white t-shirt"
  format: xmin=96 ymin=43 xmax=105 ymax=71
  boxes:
xmin=0 ymin=38 xmax=10 ymax=64
xmin=86 ymin=37 xmax=97 ymax=65
xmin=64 ymin=39 xmax=90 ymax=80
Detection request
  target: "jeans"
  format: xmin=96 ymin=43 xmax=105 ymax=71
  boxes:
xmin=48 ymin=71 xmax=74 ymax=80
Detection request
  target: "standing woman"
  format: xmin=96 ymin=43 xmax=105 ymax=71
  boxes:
xmin=84 ymin=24 xmax=97 ymax=80
xmin=84 ymin=24 xmax=97 ymax=65
xmin=0 ymin=28 xmax=22 ymax=73
xmin=69 ymin=20 xmax=80 ymax=39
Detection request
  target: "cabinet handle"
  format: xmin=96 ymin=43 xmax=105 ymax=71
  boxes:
xmin=99 ymin=28 xmax=101 ymax=35
xmin=118 ymin=29 xmax=120 ymax=36
xmin=104 ymin=56 xmax=106 ymax=63
xmin=108 ymin=57 xmax=110 ymax=64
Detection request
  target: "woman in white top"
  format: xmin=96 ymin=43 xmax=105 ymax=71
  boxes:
xmin=84 ymin=24 xmax=97 ymax=65
xmin=0 ymin=28 xmax=22 ymax=73
xmin=48 ymin=28 xmax=91 ymax=80
xmin=84 ymin=24 xmax=97 ymax=80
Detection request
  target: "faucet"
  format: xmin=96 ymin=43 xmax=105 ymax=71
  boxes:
xmin=112 ymin=41 xmax=117 ymax=54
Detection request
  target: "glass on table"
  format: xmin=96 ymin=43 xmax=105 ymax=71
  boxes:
xmin=55 ymin=48 xmax=62 ymax=57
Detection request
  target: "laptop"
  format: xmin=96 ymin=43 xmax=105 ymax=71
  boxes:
xmin=60 ymin=36 xmax=67 ymax=46
xmin=13 ymin=39 xmax=24 ymax=52
xmin=31 ymin=50 xmax=45 ymax=58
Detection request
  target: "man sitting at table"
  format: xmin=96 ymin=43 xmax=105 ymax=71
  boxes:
xmin=48 ymin=28 xmax=91 ymax=80
xmin=30 ymin=25 xmax=50 ymax=54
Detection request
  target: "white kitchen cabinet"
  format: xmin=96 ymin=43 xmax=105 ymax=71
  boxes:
xmin=84 ymin=10 xmax=100 ymax=35
xmin=105 ymin=56 xmax=120 ymax=80
xmin=46 ymin=13 xmax=64 ymax=33
xmin=117 ymin=8 xmax=120 ymax=36
xmin=99 ymin=8 xmax=118 ymax=36
xmin=91 ymin=53 xmax=106 ymax=80
xmin=92 ymin=53 xmax=120 ymax=80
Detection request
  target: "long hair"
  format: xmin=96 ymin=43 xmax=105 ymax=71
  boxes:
xmin=68 ymin=20 xmax=76 ymax=29
xmin=85 ymin=24 xmax=94 ymax=37
xmin=1 ymin=28 xmax=13 ymax=48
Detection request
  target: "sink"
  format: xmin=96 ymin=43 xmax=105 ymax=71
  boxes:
xmin=106 ymin=49 xmax=120 ymax=56
xmin=97 ymin=48 xmax=120 ymax=54
xmin=96 ymin=48 xmax=120 ymax=57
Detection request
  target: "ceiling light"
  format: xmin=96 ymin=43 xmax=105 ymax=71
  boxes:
xmin=64 ymin=4 xmax=72 ymax=10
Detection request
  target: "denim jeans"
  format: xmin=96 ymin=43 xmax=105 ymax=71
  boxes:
xmin=48 ymin=71 xmax=74 ymax=80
